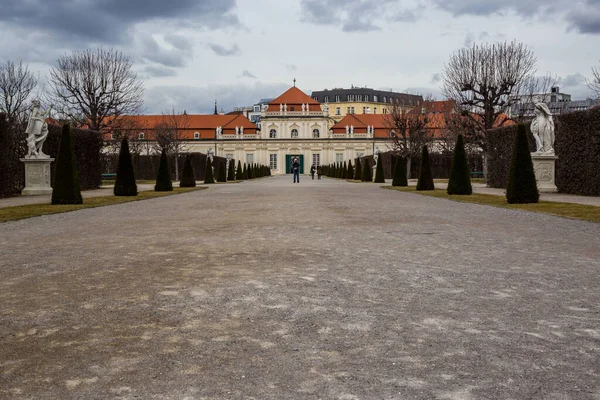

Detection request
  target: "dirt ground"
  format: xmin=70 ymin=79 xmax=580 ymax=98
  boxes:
xmin=1 ymin=176 xmax=599 ymax=399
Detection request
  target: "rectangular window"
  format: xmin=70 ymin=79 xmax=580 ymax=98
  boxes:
xmin=335 ymin=95 xmax=340 ymax=102
xmin=336 ymin=153 xmax=344 ymax=163
xmin=246 ymin=154 xmax=254 ymax=164
xmin=351 ymin=107 xmax=355 ymax=114
xmin=312 ymin=154 xmax=320 ymax=167
xmin=347 ymin=107 xmax=351 ymax=114
xmin=269 ymin=154 xmax=277 ymax=170
xmin=365 ymin=95 xmax=369 ymax=102
xmin=324 ymin=96 xmax=329 ymax=103
xmin=373 ymin=108 xmax=377 ymax=114
xmin=194 ymin=132 xmax=200 ymax=139
xmin=374 ymin=95 xmax=378 ymax=102
xmin=336 ymin=107 xmax=341 ymax=115
xmin=357 ymin=95 xmax=362 ymax=102
xmin=253 ymin=105 xmax=260 ymax=112
xmin=348 ymin=94 xmax=354 ymax=101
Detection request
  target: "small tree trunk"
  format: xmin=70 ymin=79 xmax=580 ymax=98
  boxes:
xmin=482 ymin=152 xmax=489 ymax=186
xmin=175 ymin=153 xmax=179 ymax=181
xmin=406 ymin=156 xmax=412 ymax=180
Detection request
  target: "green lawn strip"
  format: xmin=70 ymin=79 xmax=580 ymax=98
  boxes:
xmin=0 ymin=187 xmax=207 ymax=223
xmin=102 ymin=180 xmax=157 ymax=186
xmin=383 ymin=186 xmax=600 ymax=223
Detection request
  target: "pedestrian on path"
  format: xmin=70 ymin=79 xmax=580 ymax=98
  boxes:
xmin=292 ymin=157 xmax=300 ymax=183
xmin=317 ymin=165 xmax=322 ymax=180
xmin=310 ymin=164 xmax=316 ymax=180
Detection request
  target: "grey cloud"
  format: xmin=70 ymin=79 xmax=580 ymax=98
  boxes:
xmin=138 ymin=35 xmax=191 ymax=67
xmin=240 ymin=70 xmax=257 ymax=79
xmin=286 ymin=64 xmax=298 ymax=72
xmin=301 ymin=0 xmax=404 ymax=32
xmin=559 ymin=73 xmax=587 ymax=87
xmin=0 ymin=0 xmax=239 ymax=45
xmin=209 ymin=43 xmax=241 ymax=56
xmin=566 ymin=1 xmax=600 ymax=34
xmin=144 ymin=82 xmax=291 ymax=114
xmin=142 ymin=66 xmax=178 ymax=78
xmin=164 ymin=34 xmax=193 ymax=51
xmin=430 ymin=73 xmax=442 ymax=84
xmin=430 ymin=0 xmax=562 ymax=17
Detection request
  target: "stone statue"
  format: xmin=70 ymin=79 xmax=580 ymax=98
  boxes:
xmin=25 ymin=100 xmax=52 ymax=159
xmin=346 ymin=125 xmax=349 ymax=134
xmin=301 ymin=103 xmax=305 ymax=112
xmin=530 ymin=103 xmax=555 ymax=154
xmin=324 ymin=103 xmax=329 ymax=113
xmin=284 ymin=104 xmax=287 ymax=112
xmin=235 ymin=126 xmax=239 ymax=135
xmin=350 ymin=125 xmax=354 ymax=134
xmin=240 ymin=126 xmax=244 ymax=135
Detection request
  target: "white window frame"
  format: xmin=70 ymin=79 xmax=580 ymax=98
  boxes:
xmin=324 ymin=96 xmax=329 ymax=103
xmin=194 ymin=132 xmax=200 ymax=139
xmin=336 ymin=107 xmax=341 ymax=115
xmin=246 ymin=154 xmax=254 ymax=164
xmin=138 ymin=132 xmax=145 ymax=140
xmin=312 ymin=154 xmax=321 ymax=167
xmin=313 ymin=128 xmax=320 ymax=138
xmin=335 ymin=95 xmax=340 ymax=102
xmin=374 ymin=95 xmax=378 ymax=102
xmin=336 ymin=153 xmax=344 ymax=163
xmin=269 ymin=154 xmax=278 ymax=170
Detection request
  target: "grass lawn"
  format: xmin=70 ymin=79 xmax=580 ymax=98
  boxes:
xmin=0 ymin=187 xmax=207 ymax=223
xmin=383 ymin=186 xmax=600 ymax=223
xmin=101 ymin=180 xmax=157 ymax=186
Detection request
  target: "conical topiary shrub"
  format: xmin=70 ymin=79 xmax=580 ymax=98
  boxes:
xmin=392 ymin=156 xmax=408 ymax=187
xmin=374 ymin=156 xmax=385 ymax=183
xmin=347 ymin=160 xmax=354 ymax=179
xmin=341 ymin=161 xmax=347 ymax=179
xmin=242 ymin=163 xmax=248 ymax=179
xmin=361 ymin=159 xmax=373 ymax=182
xmin=227 ymin=159 xmax=235 ymax=181
xmin=52 ymin=123 xmax=83 ymax=204
xmin=217 ymin=159 xmax=227 ymax=182
xmin=180 ymin=154 xmax=196 ymax=187
xmin=114 ymin=138 xmax=137 ymax=196
xmin=204 ymin=157 xmax=215 ymax=184
xmin=354 ymin=158 xmax=362 ymax=180
xmin=416 ymin=145 xmax=434 ymax=191
xmin=155 ymin=149 xmax=173 ymax=191
xmin=236 ymin=160 xmax=243 ymax=180
xmin=506 ymin=124 xmax=539 ymax=204
xmin=447 ymin=134 xmax=472 ymax=195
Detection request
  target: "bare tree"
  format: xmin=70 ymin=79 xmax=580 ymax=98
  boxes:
xmin=385 ymin=100 xmax=433 ymax=178
xmin=107 ymin=116 xmax=144 ymax=155
xmin=442 ymin=40 xmax=536 ymax=150
xmin=439 ymin=105 xmax=482 ymax=155
xmin=153 ymin=109 xmax=190 ymax=181
xmin=0 ymin=60 xmax=38 ymax=124
xmin=587 ymin=62 xmax=600 ymax=98
xmin=47 ymin=48 xmax=144 ymax=131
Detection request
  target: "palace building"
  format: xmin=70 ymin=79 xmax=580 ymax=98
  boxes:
xmin=111 ymin=86 xmax=399 ymax=175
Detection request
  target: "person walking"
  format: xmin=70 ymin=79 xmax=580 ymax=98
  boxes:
xmin=292 ymin=157 xmax=300 ymax=183
xmin=310 ymin=164 xmax=316 ymax=180
xmin=317 ymin=165 xmax=322 ymax=180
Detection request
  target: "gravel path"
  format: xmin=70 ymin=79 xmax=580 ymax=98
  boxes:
xmin=1 ymin=176 xmax=599 ymax=399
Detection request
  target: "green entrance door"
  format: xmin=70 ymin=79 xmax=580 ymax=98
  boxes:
xmin=285 ymin=155 xmax=304 ymax=174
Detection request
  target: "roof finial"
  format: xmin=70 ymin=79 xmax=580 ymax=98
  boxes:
xmin=293 ymin=78 xmax=296 ymax=87
xmin=214 ymin=99 xmax=218 ymax=115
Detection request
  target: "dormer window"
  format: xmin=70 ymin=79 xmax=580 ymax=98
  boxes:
xmin=138 ymin=132 xmax=145 ymax=140
xmin=194 ymin=132 xmax=200 ymax=139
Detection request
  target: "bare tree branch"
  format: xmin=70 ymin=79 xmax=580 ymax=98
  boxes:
xmin=587 ymin=62 xmax=600 ymax=98
xmin=47 ymin=48 xmax=144 ymax=131
xmin=153 ymin=109 xmax=191 ymax=181
xmin=0 ymin=60 xmax=38 ymax=124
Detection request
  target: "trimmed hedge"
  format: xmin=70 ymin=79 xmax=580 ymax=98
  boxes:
xmin=52 ymin=124 xmax=83 ymax=204
xmin=204 ymin=157 xmax=215 ymax=184
xmin=392 ymin=156 xmax=408 ymax=187
xmin=155 ymin=149 xmax=173 ymax=191
xmin=180 ymin=155 xmax=196 ymax=187
xmin=374 ymin=156 xmax=385 ymax=183
xmin=416 ymin=146 xmax=434 ymax=191
xmin=506 ymin=125 xmax=539 ymax=203
xmin=447 ymin=134 xmax=472 ymax=195
xmin=114 ymin=139 xmax=138 ymax=196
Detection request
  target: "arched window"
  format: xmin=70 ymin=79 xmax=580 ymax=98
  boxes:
xmin=291 ymin=129 xmax=298 ymax=138
xmin=313 ymin=129 xmax=320 ymax=138
xmin=138 ymin=132 xmax=145 ymax=140
xmin=269 ymin=129 xmax=277 ymax=138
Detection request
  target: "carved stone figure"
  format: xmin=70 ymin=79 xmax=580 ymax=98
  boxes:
xmin=346 ymin=125 xmax=349 ymax=134
xmin=284 ymin=104 xmax=287 ymax=112
xmin=323 ymin=103 xmax=329 ymax=113
xmin=280 ymin=103 xmax=283 ymax=112
xmin=301 ymin=103 xmax=305 ymax=112
xmin=240 ymin=126 xmax=244 ymax=135
xmin=235 ymin=126 xmax=239 ymax=135
xmin=350 ymin=125 xmax=354 ymax=134
xmin=25 ymin=100 xmax=52 ymax=159
xmin=530 ymin=103 xmax=555 ymax=154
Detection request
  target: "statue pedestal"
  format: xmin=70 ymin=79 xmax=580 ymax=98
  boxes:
xmin=20 ymin=158 xmax=54 ymax=196
xmin=531 ymin=153 xmax=558 ymax=193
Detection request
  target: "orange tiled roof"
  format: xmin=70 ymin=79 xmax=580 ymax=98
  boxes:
xmin=267 ymin=87 xmax=322 ymax=112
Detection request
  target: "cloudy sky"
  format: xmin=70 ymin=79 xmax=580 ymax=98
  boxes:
xmin=1 ymin=0 xmax=598 ymax=114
